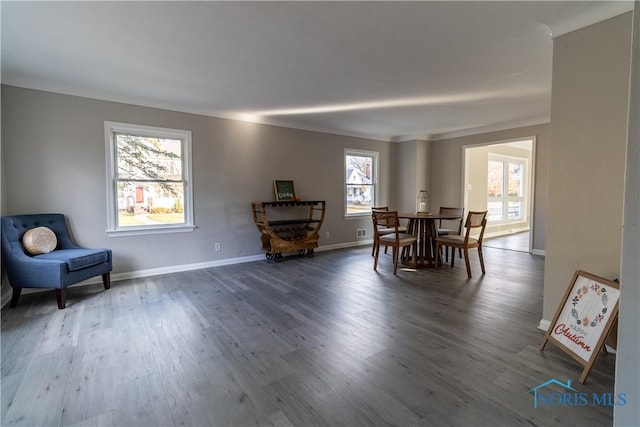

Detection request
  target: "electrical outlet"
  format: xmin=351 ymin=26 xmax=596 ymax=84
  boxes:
xmin=325 ymin=231 xmax=330 ymax=239
xmin=214 ymin=242 xmax=221 ymax=251
xmin=357 ymin=229 xmax=367 ymax=238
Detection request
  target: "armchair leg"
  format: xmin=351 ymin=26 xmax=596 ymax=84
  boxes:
xmin=102 ymin=272 xmax=111 ymax=290
xmin=55 ymin=289 xmax=66 ymax=309
xmin=9 ymin=288 xmax=22 ymax=308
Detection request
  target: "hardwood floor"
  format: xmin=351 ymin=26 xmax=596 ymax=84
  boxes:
xmin=484 ymin=231 xmax=530 ymax=252
xmin=1 ymin=246 xmax=617 ymax=426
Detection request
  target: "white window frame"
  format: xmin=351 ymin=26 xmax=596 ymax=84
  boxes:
xmin=487 ymin=154 xmax=528 ymax=224
xmin=104 ymin=121 xmax=195 ymax=236
xmin=344 ymin=148 xmax=378 ymax=217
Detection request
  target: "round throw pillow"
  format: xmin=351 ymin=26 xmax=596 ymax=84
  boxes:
xmin=22 ymin=226 xmax=57 ymax=255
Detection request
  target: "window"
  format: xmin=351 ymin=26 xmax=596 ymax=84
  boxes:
xmin=487 ymin=155 xmax=526 ymax=222
xmin=105 ymin=122 xmax=194 ymax=235
xmin=345 ymin=149 xmax=377 ymax=216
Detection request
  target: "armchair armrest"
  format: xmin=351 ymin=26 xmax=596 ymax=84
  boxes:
xmin=4 ymin=256 xmax=67 ymax=288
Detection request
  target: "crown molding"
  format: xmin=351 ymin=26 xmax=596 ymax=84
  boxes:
xmin=548 ymin=2 xmax=634 ymax=39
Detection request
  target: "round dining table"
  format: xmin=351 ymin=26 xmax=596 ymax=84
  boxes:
xmin=398 ymin=212 xmax=463 ymax=268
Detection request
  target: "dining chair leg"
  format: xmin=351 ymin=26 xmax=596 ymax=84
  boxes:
xmin=434 ymin=242 xmax=440 ymax=269
xmin=392 ymin=246 xmax=399 ymax=275
xmin=373 ymin=244 xmax=380 ymax=271
xmin=450 ymin=247 xmax=456 ymax=267
xmin=463 ymin=248 xmax=472 ymax=279
xmin=402 ymin=244 xmax=413 ymax=263
xmin=478 ymin=246 xmax=486 ymax=274
xmin=412 ymin=242 xmax=417 ymax=266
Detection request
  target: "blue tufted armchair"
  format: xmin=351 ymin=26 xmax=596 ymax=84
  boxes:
xmin=1 ymin=214 xmax=112 ymax=309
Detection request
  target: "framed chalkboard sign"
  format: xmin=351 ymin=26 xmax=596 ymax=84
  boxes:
xmin=540 ymin=270 xmax=620 ymax=383
xmin=274 ymin=180 xmax=297 ymax=201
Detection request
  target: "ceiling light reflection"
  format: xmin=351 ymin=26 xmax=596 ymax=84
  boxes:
xmin=235 ymin=88 xmax=544 ymax=118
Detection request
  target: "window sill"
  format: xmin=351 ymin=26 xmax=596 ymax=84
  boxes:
xmin=487 ymin=219 xmax=527 ymax=225
xmin=107 ymin=224 xmax=196 ymax=237
xmin=345 ymin=213 xmax=371 ymax=219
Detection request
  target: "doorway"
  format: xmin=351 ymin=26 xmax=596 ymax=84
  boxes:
xmin=463 ymin=138 xmax=535 ymax=253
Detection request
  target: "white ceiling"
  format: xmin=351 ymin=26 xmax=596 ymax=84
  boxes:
xmin=1 ymin=1 xmax=633 ymax=142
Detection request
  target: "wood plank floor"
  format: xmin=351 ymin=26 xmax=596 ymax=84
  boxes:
xmin=484 ymin=232 xmax=530 ymax=253
xmin=1 ymin=246 xmax=617 ymax=426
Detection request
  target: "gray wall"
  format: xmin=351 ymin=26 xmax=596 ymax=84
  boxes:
xmin=1 ymin=85 xmax=394 ymax=276
xmin=615 ymin=4 xmax=639 ymax=425
xmin=1 ymin=85 xmax=4 ymax=216
xmin=428 ymin=123 xmax=550 ymax=252
xmin=395 ymin=139 xmax=430 ymax=213
xmin=544 ymin=13 xmax=632 ymax=321
xmin=1 ymin=85 xmax=6 ymax=300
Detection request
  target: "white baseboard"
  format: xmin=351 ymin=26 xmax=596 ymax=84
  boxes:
xmin=112 ymin=240 xmax=371 ymax=281
xmin=0 ymin=241 xmax=373 ymax=308
xmin=317 ymin=240 xmax=372 ymax=252
xmin=111 ymin=254 xmax=264 ymax=282
xmin=538 ymin=318 xmax=551 ymax=332
xmin=532 ymin=249 xmax=546 ymax=256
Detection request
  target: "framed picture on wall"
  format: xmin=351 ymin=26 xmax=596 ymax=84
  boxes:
xmin=274 ymin=180 xmax=297 ymax=201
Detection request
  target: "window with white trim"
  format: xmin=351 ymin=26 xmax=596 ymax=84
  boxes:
xmin=105 ymin=122 xmax=194 ymax=235
xmin=345 ymin=149 xmax=378 ymax=216
xmin=487 ymin=155 xmax=527 ymax=222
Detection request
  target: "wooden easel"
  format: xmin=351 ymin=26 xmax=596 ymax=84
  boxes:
xmin=540 ymin=270 xmax=620 ymax=384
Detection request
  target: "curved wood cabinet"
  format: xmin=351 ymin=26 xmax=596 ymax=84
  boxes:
xmin=252 ymin=200 xmax=326 ymax=262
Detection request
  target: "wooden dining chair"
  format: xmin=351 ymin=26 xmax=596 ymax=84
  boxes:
xmin=437 ymin=206 xmax=464 ymax=262
xmin=371 ymin=206 xmax=407 ymax=256
xmin=435 ymin=210 xmax=488 ymax=279
xmin=372 ymin=210 xmax=417 ymax=275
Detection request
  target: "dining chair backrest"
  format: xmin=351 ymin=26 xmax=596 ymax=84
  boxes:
xmin=438 ymin=206 xmax=464 ymax=235
xmin=372 ymin=206 xmax=391 ymax=227
xmin=463 ymin=211 xmax=488 ymax=243
xmin=439 ymin=206 xmax=464 ymax=217
xmin=372 ymin=210 xmax=402 ymax=233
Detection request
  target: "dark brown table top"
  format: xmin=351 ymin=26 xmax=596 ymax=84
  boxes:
xmin=398 ymin=212 xmax=462 ymax=220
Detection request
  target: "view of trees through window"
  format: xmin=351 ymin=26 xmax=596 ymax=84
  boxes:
xmin=487 ymin=158 xmax=524 ymax=221
xmin=115 ymin=134 xmax=185 ymax=226
xmin=345 ymin=153 xmax=375 ymax=215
